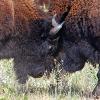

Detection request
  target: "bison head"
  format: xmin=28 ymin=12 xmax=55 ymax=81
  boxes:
xmin=12 ymin=14 xmax=65 ymax=84
xmin=44 ymin=10 xmax=100 ymax=74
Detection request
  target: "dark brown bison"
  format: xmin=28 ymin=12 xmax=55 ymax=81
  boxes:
xmin=29 ymin=0 xmax=100 ymax=96
xmin=0 ymin=0 xmax=65 ymax=85
xmin=38 ymin=0 xmax=100 ymax=97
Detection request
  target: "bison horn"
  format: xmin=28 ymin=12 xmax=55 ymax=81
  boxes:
xmin=52 ymin=14 xmax=59 ymax=27
xmin=49 ymin=14 xmax=65 ymax=36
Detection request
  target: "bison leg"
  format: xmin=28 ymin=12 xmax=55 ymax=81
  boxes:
xmin=92 ymin=65 xmax=100 ymax=97
xmin=13 ymin=58 xmax=29 ymax=93
xmin=14 ymin=58 xmax=28 ymax=84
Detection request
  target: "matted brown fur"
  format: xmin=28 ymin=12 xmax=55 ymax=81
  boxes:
xmin=14 ymin=0 xmax=47 ymax=20
xmin=36 ymin=0 xmax=81 ymax=15
xmin=45 ymin=0 xmax=82 ymax=24
xmin=37 ymin=0 xmax=100 ymax=21
xmin=0 ymin=0 xmax=14 ymax=39
xmin=0 ymin=0 xmax=49 ymax=38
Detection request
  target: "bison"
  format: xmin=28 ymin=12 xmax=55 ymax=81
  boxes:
xmin=37 ymin=0 xmax=100 ymax=97
xmin=0 ymin=0 xmax=65 ymax=85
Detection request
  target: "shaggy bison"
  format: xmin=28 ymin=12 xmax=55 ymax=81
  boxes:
xmin=38 ymin=0 xmax=100 ymax=97
xmin=0 ymin=0 xmax=65 ymax=85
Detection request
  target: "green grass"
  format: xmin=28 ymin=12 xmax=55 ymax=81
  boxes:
xmin=0 ymin=59 xmax=99 ymax=100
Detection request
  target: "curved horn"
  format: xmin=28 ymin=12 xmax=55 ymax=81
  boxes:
xmin=52 ymin=14 xmax=59 ymax=27
xmin=49 ymin=2 xmax=72 ymax=36
xmin=49 ymin=21 xmax=65 ymax=36
xmin=49 ymin=14 xmax=65 ymax=36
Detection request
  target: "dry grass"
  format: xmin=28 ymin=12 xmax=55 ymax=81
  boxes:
xmin=0 ymin=59 xmax=99 ymax=100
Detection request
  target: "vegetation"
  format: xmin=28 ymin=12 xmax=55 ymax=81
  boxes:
xmin=0 ymin=59 xmax=98 ymax=100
